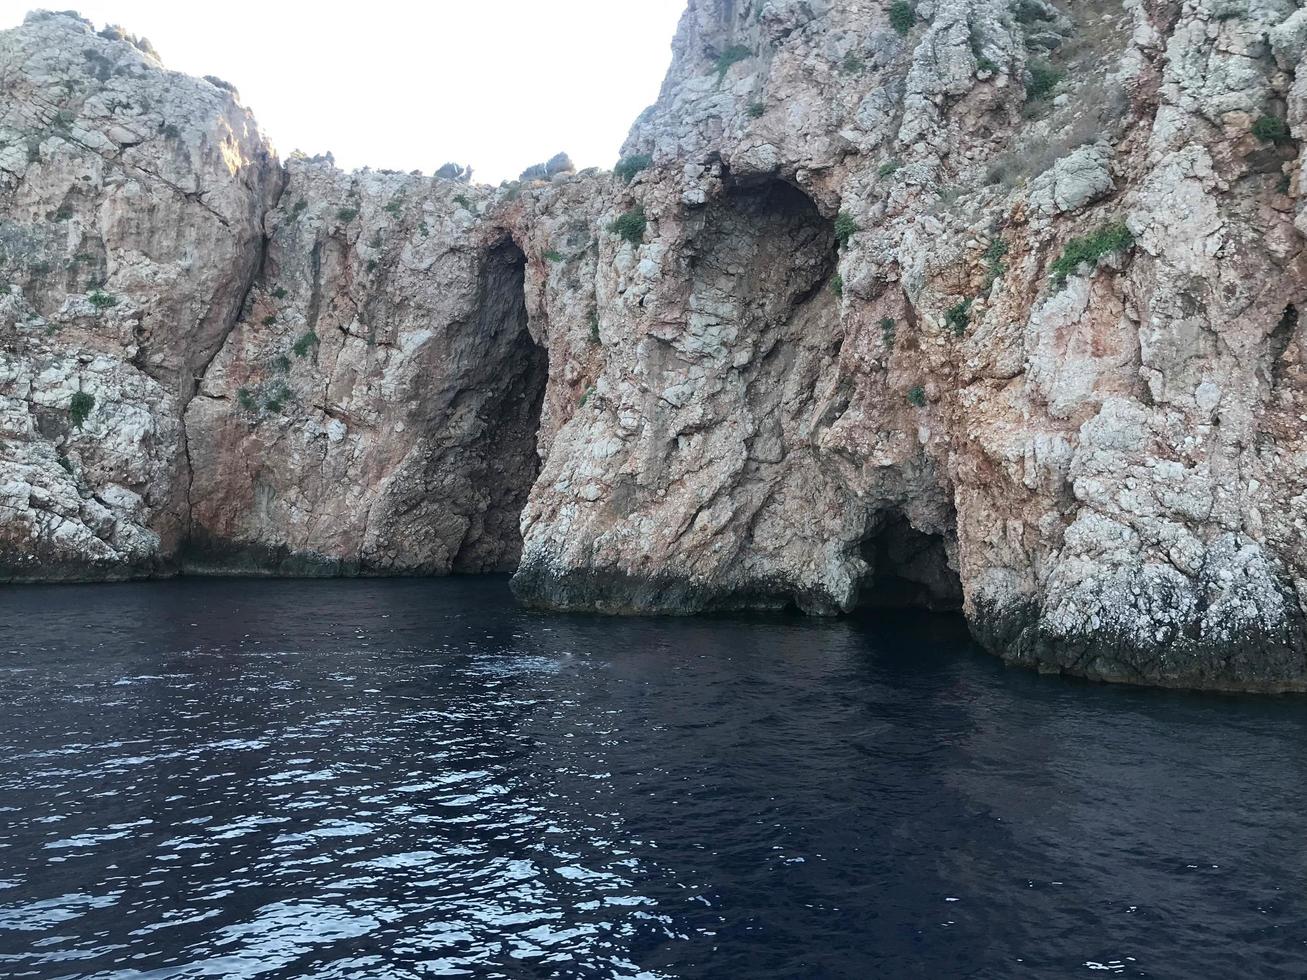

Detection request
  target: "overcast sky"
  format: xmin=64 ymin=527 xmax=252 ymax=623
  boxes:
xmin=0 ymin=0 xmax=686 ymax=183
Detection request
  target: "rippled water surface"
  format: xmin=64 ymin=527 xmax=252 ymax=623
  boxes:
xmin=1 ymin=579 xmax=1305 ymax=978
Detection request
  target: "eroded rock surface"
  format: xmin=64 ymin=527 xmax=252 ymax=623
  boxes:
xmin=3 ymin=3 xmax=1307 ymax=691
xmin=0 ymin=10 xmax=279 ymax=579
xmin=512 ymin=0 xmax=1307 ymax=692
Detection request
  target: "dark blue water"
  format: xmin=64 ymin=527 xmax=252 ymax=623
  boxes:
xmin=0 ymin=579 xmax=1304 ymax=979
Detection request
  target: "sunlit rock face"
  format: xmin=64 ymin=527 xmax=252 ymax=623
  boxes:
xmin=0 ymin=10 xmax=281 ymax=580
xmin=4 ymin=2 xmax=1307 ymax=691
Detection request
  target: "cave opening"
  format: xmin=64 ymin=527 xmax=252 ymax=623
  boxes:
xmin=455 ymin=238 xmax=547 ymax=573
xmin=856 ymin=513 xmax=964 ymax=612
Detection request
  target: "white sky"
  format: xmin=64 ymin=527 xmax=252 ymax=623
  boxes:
xmin=0 ymin=0 xmax=686 ymax=183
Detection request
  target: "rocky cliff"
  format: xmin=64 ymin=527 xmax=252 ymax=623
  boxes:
xmin=2 ymin=2 xmax=1306 ymax=692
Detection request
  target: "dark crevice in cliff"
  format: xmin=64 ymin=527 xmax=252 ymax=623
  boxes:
xmin=1268 ymin=303 xmax=1297 ymax=387
xmin=178 ymin=164 xmax=289 ymax=558
xmin=857 ymin=513 xmax=964 ymax=612
xmin=450 ymin=238 xmax=546 ymax=573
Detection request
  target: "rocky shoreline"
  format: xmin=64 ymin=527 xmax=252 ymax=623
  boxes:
xmin=3 ymin=2 xmax=1306 ymax=692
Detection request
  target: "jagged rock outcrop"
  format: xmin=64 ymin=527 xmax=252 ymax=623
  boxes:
xmin=182 ymin=163 xmax=607 ymax=574
xmin=2 ymin=2 xmax=1306 ymax=692
xmin=0 ymin=10 xmax=280 ymax=579
xmin=513 ymin=0 xmax=1307 ymax=693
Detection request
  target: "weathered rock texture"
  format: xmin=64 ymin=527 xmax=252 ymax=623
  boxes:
xmin=3 ymin=3 xmax=1307 ymax=692
xmin=0 ymin=10 xmax=279 ymax=578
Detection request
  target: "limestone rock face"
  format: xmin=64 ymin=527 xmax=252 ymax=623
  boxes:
xmin=0 ymin=10 xmax=280 ymax=579
xmin=182 ymin=162 xmax=606 ymax=575
xmin=513 ymin=0 xmax=1307 ymax=693
xmin=3 ymin=2 xmax=1307 ymax=692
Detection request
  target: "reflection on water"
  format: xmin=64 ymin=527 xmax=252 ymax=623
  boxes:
xmin=0 ymin=578 xmax=1305 ymax=978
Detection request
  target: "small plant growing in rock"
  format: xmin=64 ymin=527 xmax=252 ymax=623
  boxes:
xmin=878 ymin=159 xmax=902 ymax=178
xmin=87 ymin=290 xmax=117 ymax=310
xmin=983 ymin=238 xmax=1009 ymax=289
xmin=383 ymin=198 xmax=404 ymax=217
xmin=907 ymin=385 xmax=927 ymax=407
xmin=57 ymin=454 xmax=74 ymax=475
xmin=590 ymin=312 xmax=601 ymax=344
xmin=292 ymin=330 xmax=319 ymax=357
xmin=977 ymin=54 xmax=998 ymax=74
xmin=831 ymin=273 xmax=844 ymax=297
xmin=1026 ymin=61 xmax=1061 ymax=101
xmin=1013 ymin=0 xmax=1049 ymax=25
xmin=453 ymin=193 xmax=474 ymax=210
xmin=610 ymin=206 xmax=648 ymax=245
xmin=272 ymin=286 xmax=288 ymax=299
xmin=68 ymin=390 xmax=94 ymax=429
xmin=834 ymin=212 xmax=859 ymax=246
xmin=544 ymin=249 xmax=565 ymax=263
xmin=1049 ymin=222 xmax=1133 ymax=287
xmin=273 ymin=354 xmax=291 ymax=373
xmin=946 ymin=298 xmax=972 ymax=335
xmin=614 ymin=154 xmax=653 ymax=184
xmin=881 ymin=317 xmax=897 ymax=345
xmin=52 ymin=204 xmax=73 ymax=221
xmin=715 ymin=45 xmax=753 ymax=81
xmin=1253 ymin=114 xmax=1291 ymax=145
xmin=842 ymin=51 xmax=866 ymax=74
xmin=290 ymin=199 xmax=308 ymax=219
xmin=889 ymin=1 xmax=915 ymax=35
xmin=579 ymin=385 xmax=596 ymax=406
xmin=419 ymin=220 xmax=430 ymax=237
xmin=336 ymin=207 xmax=358 ymax=223
xmin=237 ymin=387 xmax=257 ymax=411
xmin=262 ymin=314 xmax=276 ymax=326
xmin=267 ymin=379 xmax=292 ymax=411
xmin=746 ymin=101 xmax=766 ymax=119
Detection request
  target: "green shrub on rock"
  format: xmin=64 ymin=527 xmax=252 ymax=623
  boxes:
xmin=1049 ymin=222 xmax=1133 ymax=287
xmin=946 ymin=299 xmax=972 ymax=336
xmin=715 ymin=45 xmax=752 ymax=81
xmin=835 ymin=212 xmax=859 ymax=246
xmin=292 ymin=330 xmax=319 ymax=357
xmin=889 ymin=1 xmax=915 ymax=35
xmin=1253 ymin=114 xmax=1290 ymax=145
xmin=68 ymin=390 xmax=94 ymax=429
xmin=609 ymin=206 xmax=647 ymax=245
xmin=614 ymin=154 xmax=653 ymax=184
xmin=1026 ymin=61 xmax=1061 ymax=101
